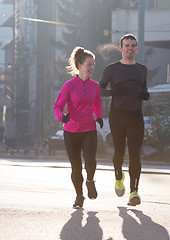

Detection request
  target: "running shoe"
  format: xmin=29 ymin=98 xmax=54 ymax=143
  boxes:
xmin=115 ymin=172 xmax=125 ymax=197
xmin=127 ymin=191 xmax=141 ymax=206
xmin=86 ymin=180 xmax=98 ymax=199
xmin=73 ymin=195 xmax=85 ymax=209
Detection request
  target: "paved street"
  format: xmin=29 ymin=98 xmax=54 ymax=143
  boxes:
xmin=0 ymin=158 xmax=170 ymax=240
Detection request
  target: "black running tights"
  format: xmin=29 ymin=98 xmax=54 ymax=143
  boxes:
xmin=109 ymin=111 xmax=144 ymax=192
xmin=64 ymin=130 xmax=97 ymax=196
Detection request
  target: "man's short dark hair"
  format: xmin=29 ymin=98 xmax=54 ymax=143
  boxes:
xmin=120 ymin=34 xmax=137 ymax=47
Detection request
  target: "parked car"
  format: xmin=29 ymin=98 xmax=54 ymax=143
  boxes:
xmin=43 ymin=129 xmax=64 ymax=154
xmin=96 ymin=118 xmax=113 ymax=146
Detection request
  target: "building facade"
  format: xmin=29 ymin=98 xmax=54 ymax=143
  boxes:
xmin=1 ymin=0 xmax=57 ymax=148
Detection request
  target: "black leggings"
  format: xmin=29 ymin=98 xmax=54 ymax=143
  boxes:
xmin=64 ymin=130 xmax=97 ymax=196
xmin=109 ymin=111 xmax=144 ymax=192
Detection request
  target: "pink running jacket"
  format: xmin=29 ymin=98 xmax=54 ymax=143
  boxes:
xmin=54 ymin=76 xmax=103 ymax=133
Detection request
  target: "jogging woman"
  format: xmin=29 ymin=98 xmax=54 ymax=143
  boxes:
xmin=54 ymin=47 xmax=103 ymax=209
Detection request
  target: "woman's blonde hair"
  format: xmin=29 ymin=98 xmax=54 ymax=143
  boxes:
xmin=66 ymin=46 xmax=95 ymax=76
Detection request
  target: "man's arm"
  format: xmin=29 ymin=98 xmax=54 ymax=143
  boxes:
xmin=99 ymin=65 xmax=112 ymax=97
xmin=142 ymin=66 xmax=150 ymax=100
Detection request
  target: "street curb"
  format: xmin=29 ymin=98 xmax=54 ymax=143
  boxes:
xmin=0 ymin=157 xmax=170 ymax=175
xmin=0 ymin=154 xmax=170 ymax=167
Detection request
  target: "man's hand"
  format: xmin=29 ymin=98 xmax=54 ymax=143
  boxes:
xmin=96 ymin=118 xmax=103 ymax=129
xmin=142 ymin=91 xmax=150 ymax=100
xmin=62 ymin=113 xmax=70 ymax=123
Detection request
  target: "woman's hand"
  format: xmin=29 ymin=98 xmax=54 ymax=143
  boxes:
xmin=62 ymin=113 xmax=70 ymax=123
xmin=96 ymin=118 xmax=103 ymax=129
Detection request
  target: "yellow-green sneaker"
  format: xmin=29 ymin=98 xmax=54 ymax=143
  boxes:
xmin=115 ymin=172 xmax=125 ymax=197
xmin=127 ymin=191 xmax=141 ymax=206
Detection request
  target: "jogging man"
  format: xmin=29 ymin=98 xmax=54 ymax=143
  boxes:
xmin=99 ymin=34 xmax=150 ymax=206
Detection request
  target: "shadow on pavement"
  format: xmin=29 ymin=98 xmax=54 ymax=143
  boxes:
xmin=118 ymin=207 xmax=169 ymax=240
xmin=60 ymin=210 xmax=104 ymax=240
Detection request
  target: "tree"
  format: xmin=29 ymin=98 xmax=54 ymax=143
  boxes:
xmin=145 ymin=102 xmax=170 ymax=152
xmin=54 ymin=0 xmax=116 ymax=86
xmin=94 ymin=42 xmax=121 ymax=81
